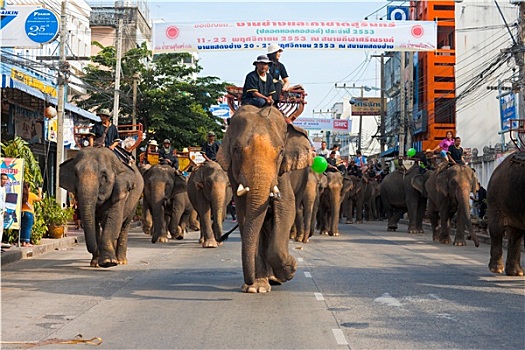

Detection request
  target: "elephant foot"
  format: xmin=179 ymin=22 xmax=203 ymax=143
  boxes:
xmin=295 ymin=235 xmax=304 ymax=242
xmin=117 ymin=259 xmax=127 ymax=265
xmin=99 ymin=257 xmax=118 ymax=268
xmin=329 ymin=232 xmax=340 ymax=236
xmin=489 ymin=262 xmax=504 ymax=274
xmin=387 ymin=226 xmax=397 ymax=232
xmin=321 ymin=230 xmax=329 ymax=235
xmin=174 ymin=234 xmax=184 ymax=240
xmin=202 ymin=239 xmax=218 ymax=248
xmin=453 ymin=239 xmax=467 ymax=246
xmin=190 ymin=225 xmax=200 ymax=231
xmin=356 ymin=220 xmax=363 ymax=224
xmin=90 ymin=258 xmax=99 ymax=268
xmin=439 ymin=236 xmax=452 ymax=245
xmin=346 ymin=220 xmax=353 ymax=224
xmin=242 ymin=278 xmax=271 ymax=293
xmin=198 ymin=237 xmax=204 ymax=244
xmin=302 ymin=237 xmax=310 ymax=243
xmin=158 ymin=236 xmax=170 ymax=243
xmin=407 ymin=228 xmax=421 ymax=234
xmin=272 ymin=256 xmax=297 ymax=282
xmin=505 ymin=265 xmax=524 ymax=277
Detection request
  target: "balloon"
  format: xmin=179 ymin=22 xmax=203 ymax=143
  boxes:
xmin=311 ymin=156 xmax=328 ymax=173
xmin=407 ymin=148 xmax=416 ymax=157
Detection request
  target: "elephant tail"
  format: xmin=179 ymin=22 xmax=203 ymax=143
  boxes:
xmin=217 ymin=223 xmax=239 ymax=242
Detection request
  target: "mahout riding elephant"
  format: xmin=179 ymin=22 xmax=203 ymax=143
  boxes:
xmin=487 ymin=152 xmax=525 ymax=276
xmin=343 ymin=175 xmax=366 ymax=224
xmin=142 ymin=164 xmax=197 ymax=243
xmin=317 ymin=172 xmax=354 ymax=236
xmin=59 ymin=147 xmax=144 ymax=267
xmin=187 ymin=161 xmax=232 ymax=248
xmin=217 ymin=105 xmax=312 ymax=293
xmin=295 ymin=170 xmax=325 ymax=243
xmin=425 ymin=164 xmax=479 ymax=246
xmin=380 ymin=164 xmax=431 ymax=233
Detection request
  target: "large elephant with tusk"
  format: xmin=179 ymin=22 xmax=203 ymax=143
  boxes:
xmin=217 ymin=105 xmax=313 ymax=293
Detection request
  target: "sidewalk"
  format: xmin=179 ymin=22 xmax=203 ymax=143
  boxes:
xmin=1 ymin=225 xmax=85 ymax=266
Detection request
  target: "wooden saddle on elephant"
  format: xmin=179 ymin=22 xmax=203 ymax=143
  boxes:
xmin=225 ymin=85 xmax=307 ymax=123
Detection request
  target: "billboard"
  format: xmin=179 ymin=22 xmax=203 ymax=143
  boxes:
xmin=499 ymin=93 xmax=518 ymax=131
xmin=351 ymin=98 xmax=384 ymax=116
xmin=153 ymin=20 xmax=437 ymax=54
xmin=293 ymin=118 xmax=351 ymax=131
xmin=0 ymin=6 xmax=59 ymax=48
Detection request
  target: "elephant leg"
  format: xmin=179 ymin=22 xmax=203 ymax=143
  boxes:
xmin=346 ymin=199 xmax=354 ymax=224
xmin=406 ymin=196 xmax=419 ymax=233
xmin=142 ymin=199 xmax=152 ymax=235
xmin=427 ymin=202 xmax=440 ymax=241
xmin=189 ymin=210 xmax=200 ymax=231
xmin=201 ymin=203 xmax=218 ymax=248
xmin=242 ymin=278 xmax=271 ymax=293
xmin=505 ymin=227 xmax=524 ymax=276
xmin=387 ymin=208 xmax=403 ymax=231
xmin=416 ymin=198 xmax=427 ymax=233
xmin=116 ymin=217 xmax=132 ymax=265
xmin=488 ymin=215 xmax=504 ymax=273
xmin=438 ymin=208 xmax=451 ymax=245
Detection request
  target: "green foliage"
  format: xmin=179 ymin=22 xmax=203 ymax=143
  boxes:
xmin=0 ymin=137 xmax=43 ymax=189
xmin=39 ymin=194 xmax=74 ymax=226
xmin=73 ymin=43 xmax=230 ymax=151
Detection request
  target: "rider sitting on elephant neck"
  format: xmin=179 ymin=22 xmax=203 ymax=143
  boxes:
xmin=90 ymin=109 xmax=133 ymax=165
xmin=447 ymin=137 xmax=465 ymax=166
xmin=241 ymin=54 xmax=276 ymax=108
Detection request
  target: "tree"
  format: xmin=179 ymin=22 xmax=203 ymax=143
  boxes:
xmin=74 ymin=43 xmax=230 ymax=150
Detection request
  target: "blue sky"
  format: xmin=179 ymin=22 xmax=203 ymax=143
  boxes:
xmin=149 ymin=1 xmax=394 ymax=116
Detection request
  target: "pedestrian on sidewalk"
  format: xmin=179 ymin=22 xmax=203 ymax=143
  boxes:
xmin=20 ymin=182 xmax=42 ymax=247
xmin=1 ymin=173 xmax=8 ymax=245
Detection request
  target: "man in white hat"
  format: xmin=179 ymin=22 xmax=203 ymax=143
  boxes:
xmin=89 ymin=108 xmax=120 ymax=149
xmin=267 ymin=43 xmax=290 ymax=106
xmin=241 ymin=54 xmax=276 ymax=108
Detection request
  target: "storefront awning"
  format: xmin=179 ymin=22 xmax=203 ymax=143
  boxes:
xmin=1 ymin=74 xmax=99 ymax=122
xmin=380 ymin=146 xmax=399 ymax=158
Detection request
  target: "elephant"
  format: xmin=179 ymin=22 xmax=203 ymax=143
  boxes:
xmin=343 ymin=175 xmax=366 ymax=224
xmin=217 ymin=105 xmax=312 ymax=293
xmin=295 ymin=170 xmax=325 ymax=243
xmin=59 ymin=147 xmax=144 ymax=268
xmin=363 ymin=178 xmax=381 ymax=221
xmin=487 ymin=152 xmax=525 ymax=276
xmin=317 ymin=172 xmax=354 ymax=236
xmin=425 ymin=164 xmax=480 ymax=247
xmin=288 ymin=167 xmax=310 ymax=242
xmin=380 ymin=164 xmax=431 ymax=233
xmin=142 ymin=164 xmax=198 ymax=243
xmin=187 ymin=161 xmax=232 ymax=248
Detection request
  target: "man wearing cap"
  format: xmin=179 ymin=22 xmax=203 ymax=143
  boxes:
xmin=267 ymin=43 xmax=290 ymax=106
xmin=159 ymin=139 xmax=179 ymax=169
xmin=201 ymin=131 xmax=220 ymax=162
xmin=241 ymin=54 xmax=276 ymax=108
xmin=89 ymin=108 xmax=120 ymax=149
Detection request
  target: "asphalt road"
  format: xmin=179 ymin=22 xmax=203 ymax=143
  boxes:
xmin=1 ymin=220 xmax=524 ymax=349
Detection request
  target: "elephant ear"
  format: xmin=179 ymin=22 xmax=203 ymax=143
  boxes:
xmin=411 ymin=174 xmax=426 ymax=194
xmin=216 ymin=128 xmax=231 ymax=172
xmin=280 ymin=124 xmax=313 ymax=175
xmin=59 ymin=158 xmax=77 ymax=193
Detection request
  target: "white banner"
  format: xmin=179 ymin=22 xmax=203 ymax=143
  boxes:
xmin=293 ymin=118 xmax=351 ymax=132
xmin=153 ymin=20 xmax=437 ymax=54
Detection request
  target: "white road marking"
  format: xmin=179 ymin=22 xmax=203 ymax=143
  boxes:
xmin=429 ymin=293 xmax=442 ymax=300
xmin=374 ymin=292 xmax=402 ymax=307
xmin=332 ymin=329 xmax=348 ymax=345
xmin=297 ymin=257 xmax=304 ymax=263
xmin=314 ymin=292 xmax=324 ymax=301
xmin=304 ymin=271 xmax=312 ymax=278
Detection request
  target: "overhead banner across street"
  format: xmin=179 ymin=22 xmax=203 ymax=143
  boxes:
xmin=153 ymin=20 xmax=437 ymax=54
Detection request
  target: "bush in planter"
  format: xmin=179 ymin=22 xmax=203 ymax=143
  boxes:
xmin=40 ymin=195 xmax=74 ymax=238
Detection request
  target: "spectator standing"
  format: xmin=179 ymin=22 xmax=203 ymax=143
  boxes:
xmin=0 ymin=173 xmax=7 ymax=245
xmin=241 ymin=55 xmax=276 ymax=108
xmin=201 ymin=131 xmax=220 ymax=162
xmin=432 ymin=130 xmax=455 ymax=159
xmin=267 ymin=43 xmax=290 ymax=106
xmin=477 ymin=183 xmax=487 ymax=219
xmin=89 ymin=109 xmax=120 ymax=149
xmin=448 ymin=137 xmax=465 ymax=165
xmin=317 ymin=141 xmax=330 ymax=158
xmin=20 ymin=183 xmax=42 ymax=247
xmin=159 ymin=139 xmax=179 ymax=169
xmin=355 ymin=150 xmax=367 ymax=168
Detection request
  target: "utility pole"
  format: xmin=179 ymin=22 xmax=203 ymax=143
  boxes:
xmin=519 ymin=1 xmax=525 ymax=120
xmin=55 ymin=0 xmax=68 ymax=205
xmin=334 ymin=83 xmax=364 ymax=151
xmin=399 ymin=52 xmax=406 ymax=157
xmin=113 ymin=18 xmax=123 ymax=125
xmin=132 ymin=72 xmax=140 ymax=158
xmin=406 ymin=51 xmax=414 ymax=148
xmin=379 ymin=53 xmax=386 ymax=153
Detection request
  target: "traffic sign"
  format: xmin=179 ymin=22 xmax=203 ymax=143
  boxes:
xmin=24 ymin=8 xmax=59 ymax=44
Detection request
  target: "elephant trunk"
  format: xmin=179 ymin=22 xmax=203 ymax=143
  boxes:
xmin=458 ymin=185 xmax=479 ymax=247
xmin=150 ymin=186 xmax=168 ymax=243
xmin=241 ymin=186 xmax=271 ymax=286
xmin=77 ymin=181 xmax=99 ymax=255
xmin=210 ymin=183 xmax=228 ymax=240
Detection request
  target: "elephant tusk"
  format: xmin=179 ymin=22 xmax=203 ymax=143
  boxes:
xmin=237 ymin=184 xmax=250 ymax=197
xmin=270 ymin=186 xmax=281 ymax=199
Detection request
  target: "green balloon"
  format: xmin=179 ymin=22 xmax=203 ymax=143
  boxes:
xmin=311 ymin=156 xmax=328 ymax=173
xmin=407 ymin=148 xmax=416 ymax=157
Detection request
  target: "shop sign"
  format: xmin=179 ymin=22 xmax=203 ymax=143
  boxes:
xmin=11 ymin=68 xmax=57 ymax=97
